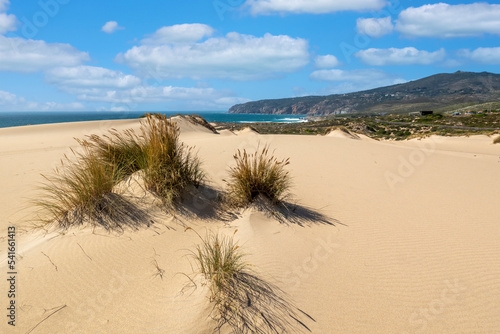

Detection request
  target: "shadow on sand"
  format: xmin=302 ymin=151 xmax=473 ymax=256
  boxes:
xmin=33 ymin=193 xmax=156 ymax=233
xmin=245 ymin=195 xmax=343 ymax=227
xmin=211 ymin=271 xmax=315 ymax=334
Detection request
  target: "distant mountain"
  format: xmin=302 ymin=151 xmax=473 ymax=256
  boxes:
xmin=228 ymin=71 xmax=500 ymax=115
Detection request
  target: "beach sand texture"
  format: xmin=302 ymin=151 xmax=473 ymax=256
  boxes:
xmin=0 ymin=118 xmax=499 ymax=333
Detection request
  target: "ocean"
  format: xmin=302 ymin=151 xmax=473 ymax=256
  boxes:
xmin=0 ymin=111 xmax=307 ymax=129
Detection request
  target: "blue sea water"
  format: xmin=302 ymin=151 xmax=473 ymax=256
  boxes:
xmin=0 ymin=111 xmax=307 ymax=129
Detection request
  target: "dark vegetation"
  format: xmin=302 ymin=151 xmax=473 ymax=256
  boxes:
xmin=215 ymin=111 xmax=500 ymax=141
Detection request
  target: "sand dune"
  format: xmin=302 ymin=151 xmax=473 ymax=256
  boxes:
xmin=0 ymin=119 xmax=499 ymax=333
xmin=325 ymin=127 xmax=360 ymax=140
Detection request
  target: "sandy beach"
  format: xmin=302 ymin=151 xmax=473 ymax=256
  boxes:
xmin=0 ymin=118 xmax=499 ymax=333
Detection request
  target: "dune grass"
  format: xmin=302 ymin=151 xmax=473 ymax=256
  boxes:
xmin=139 ymin=113 xmax=204 ymax=205
xmin=83 ymin=129 xmax=144 ymax=180
xmin=493 ymin=135 xmax=500 ymax=144
xmin=35 ymin=113 xmax=205 ymax=228
xmin=191 ymin=231 xmax=313 ymax=333
xmin=192 ymin=232 xmax=247 ymax=317
xmin=225 ymin=146 xmax=291 ymax=207
xmin=35 ymin=145 xmax=125 ymax=229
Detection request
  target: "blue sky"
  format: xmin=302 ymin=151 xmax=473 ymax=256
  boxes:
xmin=0 ymin=0 xmax=499 ymax=112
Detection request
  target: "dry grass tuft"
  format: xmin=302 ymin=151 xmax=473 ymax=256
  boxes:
xmin=34 ymin=113 xmax=204 ymax=229
xmin=139 ymin=113 xmax=204 ymax=206
xmin=225 ymin=146 xmax=290 ymax=207
xmin=493 ymin=135 xmax=500 ymax=144
xmin=193 ymin=233 xmax=247 ymax=313
xmin=84 ymin=129 xmax=144 ymax=180
xmin=191 ymin=231 xmax=314 ymax=333
xmin=34 ymin=145 xmax=126 ymax=229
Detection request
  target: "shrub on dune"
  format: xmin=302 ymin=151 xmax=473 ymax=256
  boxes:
xmin=84 ymin=129 xmax=144 ymax=180
xmin=138 ymin=113 xmax=204 ymax=206
xmin=35 ymin=146 xmax=124 ymax=229
xmin=191 ymin=231 xmax=314 ymax=333
xmin=192 ymin=232 xmax=247 ymax=317
xmin=225 ymin=146 xmax=291 ymax=207
xmin=35 ymin=113 xmax=205 ymax=228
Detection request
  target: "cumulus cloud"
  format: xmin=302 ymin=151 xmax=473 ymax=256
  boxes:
xmin=356 ymin=47 xmax=446 ymax=66
xmin=43 ymin=64 xmax=246 ymax=110
xmin=0 ymin=12 xmax=16 ymax=34
xmin=314 ymin=55 xmax=340 ymax=68
xmin=117 ymin=31 xmax=309 ymax=80
xmin=357 ymin=16 xmax=393 ymax=38
xmin=459 ymin=47 xmax=500 ymax=65
xmin=141 ymin=23 xmax=215 ymax=44
xmin=46 ymin=66 xmax=142 ymax=89
xmin=75 ymin=86 xmax=218 ymax=104
xmin=0 ymin=89 xmax=85 ymax=111
xmin=0 ymin=0 xmax=17 ymax=34
xmin=245 ymin=0 xmax=386 ymax=15
xmin=310 ymin=68 xmax=406 ymax=93
xmin=101 ymin=21 xmax=124 ymax=34
xmin=74 ymin=84 xmax=246 ymax=111
xmin=0 ymin=36 xmax=89 ymax=72
xmin=396 ymin=3 xmax=500 ymax=38
xmin=0 ymin=0 xmax=10 ymax=12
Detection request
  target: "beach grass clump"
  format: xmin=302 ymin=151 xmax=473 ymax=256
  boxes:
xmin=139 ymin=113 xmax=204 ymax=205
xmin=35 ymin=146 xmax=124 ymax=229
xmin=192 ymin=232 xmax=240 ymax=325
xmin=225 ymin=146 xmax=290 ymax=207
xmin=191 ymin=231 xmax=314 ymax=333
xmin=493 ymin=135 xmax=500 ymax=144
xmin=84 ymin=129 xmax=144 ymax=180
xmin=35 ymin=113 xmax=205 ymax=228
xmin=192 ymin=232 xmax=247 ymax=317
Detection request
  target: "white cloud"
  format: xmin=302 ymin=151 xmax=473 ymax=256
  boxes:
xmin=459 ymin=47 xmax=500 ymax=65
xmin=78 ymin=86 xmax=215 ymax=104
xmin=214 ymin=96 xmax=252 ymax=106
xmin=75 ymin=84 xmax=245 ymax=111
xmin=396 ymin=3 xmax=500 ymax=38
xmin=356 ymin=47 xmax=446 ymax=66
xmin=245 ymin=0 xmax=386 ymax=15
xmin=117 ymin=31 xmax=309 ymax=81
xmin=0 ymin=0 xmax=10 ymax=12
xmin=0 ymin=89 xmax=85 ymax=111
xmin=310 ymin=68 xmax=406 ymax=93
xmin=314 ymin=55 xmax=340 ymax=68
xmin=101 ymin=21 xmax=124 ymax=34
xmin=0 ymin=36 xmax=89 ymax=72
xmin=141 ymin=24 xmax=215 ymax=44
xmin=42 ymin=62 xmax=247 ymax=111
xmin=76 ymin=86 xmax=217 ymax=104
xmin=357 ymin=16 xmax=393 ymax=38
xmin=46 ymin=66 xmax=142 ymax=89
xmin=0 ymin=12 xmax=16 ymax=34
xmin=0 ymin=0 xmax=17 ymax=34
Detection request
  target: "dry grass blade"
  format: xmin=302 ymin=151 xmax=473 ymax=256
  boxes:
xmin=225 ymin=145 xmax=291 ymax=207
xmin=25 ymin=304 xmax=67 ymax=334
xmin=152 ymin=259 xmax=166 ymax=280
xmin=191 ymin=232 xmax=313 ymax=333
